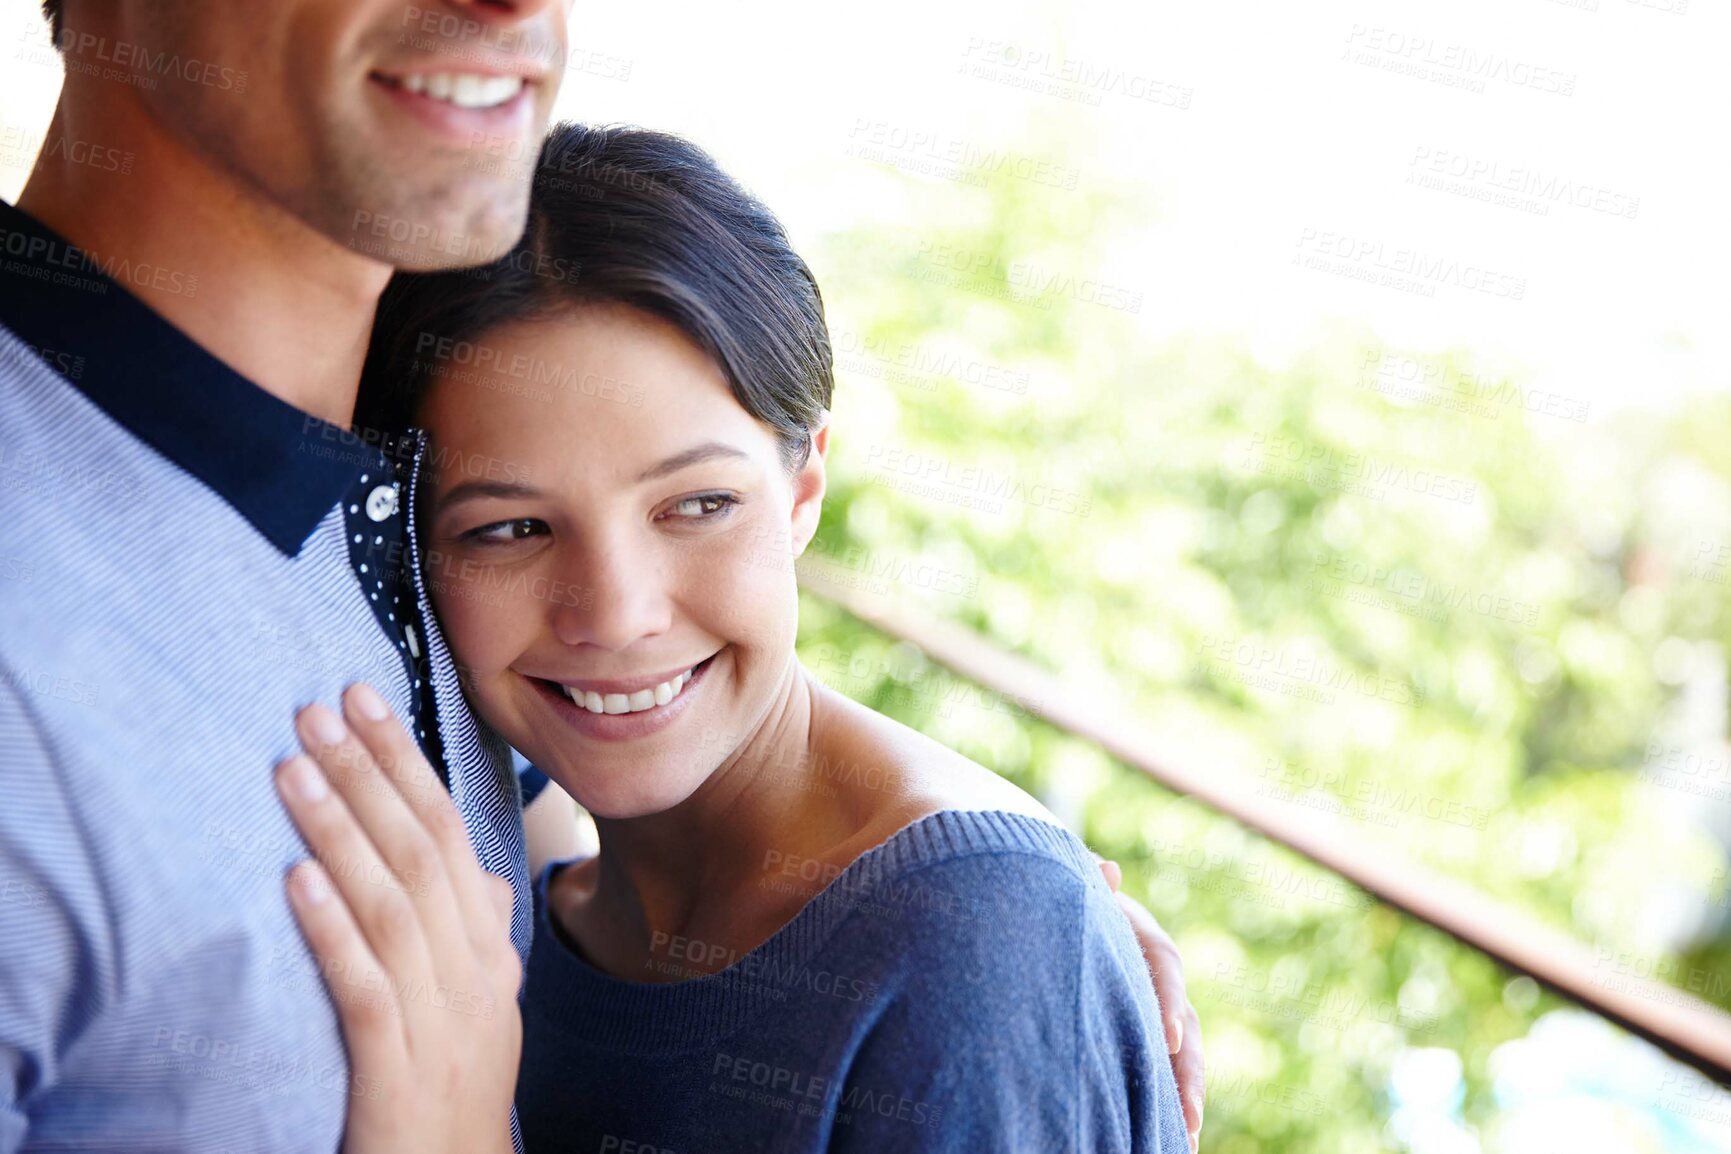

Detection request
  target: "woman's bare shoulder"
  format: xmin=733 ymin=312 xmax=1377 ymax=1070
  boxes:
xmin=807 ymin=676 xmax=1060 ymax=839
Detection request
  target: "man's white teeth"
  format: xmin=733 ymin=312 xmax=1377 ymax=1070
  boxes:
xmin=564 ymin=667 xmax=695 ymax=715
xmin=397 ymin=73 xmax=524 ymax=109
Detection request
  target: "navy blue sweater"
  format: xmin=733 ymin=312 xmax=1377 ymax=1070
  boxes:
xmin=515 ymin=809 xmax=1189 ymax=1153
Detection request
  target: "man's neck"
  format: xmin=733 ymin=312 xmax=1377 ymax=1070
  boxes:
xmin=18 ymin=93 xmax=391 ymax=428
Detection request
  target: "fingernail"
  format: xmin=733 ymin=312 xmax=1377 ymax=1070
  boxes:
xmin=1170 ymin=1016 xmax=1184 ymax=1053
xmin=293 ymin=863 xmax=330 ymax=905
xmin=348 ymin=683 xmax=389 ymax=722
xmin=282 ymin=756 xmax=329 ymax=803
xmin=302 ymin=705 xmax=346 ymax=747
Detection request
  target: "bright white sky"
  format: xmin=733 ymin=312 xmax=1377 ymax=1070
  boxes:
xmin=2 ymin=0 xmax=1724 ymax=423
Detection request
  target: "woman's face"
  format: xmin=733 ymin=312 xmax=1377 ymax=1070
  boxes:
xmin=417 ymin=302 xmax=826 ymax=818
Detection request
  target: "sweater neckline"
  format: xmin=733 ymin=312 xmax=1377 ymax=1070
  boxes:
xmin=523 ymin=807 xmax=1092 ymax=1055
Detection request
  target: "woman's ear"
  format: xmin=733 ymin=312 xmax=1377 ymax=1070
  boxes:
xmin=789 ymin=415 xmax=830 ymax=559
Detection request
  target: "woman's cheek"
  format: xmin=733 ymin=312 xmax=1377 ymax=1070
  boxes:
xmin=430 ymin=570 xmax=524 ymax=684
xmin=427 ymin=585 xmax=483 ymax=685
xmin=679 ymin=524 xmax=798 ymax=649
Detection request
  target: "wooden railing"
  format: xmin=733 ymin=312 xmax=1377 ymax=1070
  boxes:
xmin=797 ymin=556 xmax=1731 ymax=1086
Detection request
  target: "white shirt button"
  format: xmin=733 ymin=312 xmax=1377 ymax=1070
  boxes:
xmin=405 ymin=623 xmax=421 ymax=659
xmin=365 ymin=484 xmax=399 ymax=522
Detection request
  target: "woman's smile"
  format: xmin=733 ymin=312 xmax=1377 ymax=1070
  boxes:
xmin=520 ymin=649 xmax=725 ymax=744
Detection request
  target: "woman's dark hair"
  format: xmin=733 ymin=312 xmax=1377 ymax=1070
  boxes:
xmin=360 ymin=123 xmax=834 ymax=471
xmin=41 ymin=1 xmax=62 ymax=41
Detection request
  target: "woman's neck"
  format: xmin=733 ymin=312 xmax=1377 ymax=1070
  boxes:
xmin=560 ymin=663 xmax=875 ymax=980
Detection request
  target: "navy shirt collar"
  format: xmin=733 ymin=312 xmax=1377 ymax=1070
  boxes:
xmin=0 ymin=196 xmax=388 ymax=556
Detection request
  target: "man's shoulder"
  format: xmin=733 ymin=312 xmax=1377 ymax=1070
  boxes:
xmin=0 ymin=321 xmax=110 ymax=433
xmin=0 ymin=336 xmax=165 ymax=659
xmin=0 ymin=325 xmax=343 ymax=633
xmin=0 ymin=326 xmax=175 ymax=531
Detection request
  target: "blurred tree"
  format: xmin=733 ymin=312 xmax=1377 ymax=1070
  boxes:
xmin=792 ymin=126 xmax=1731 ymax=1153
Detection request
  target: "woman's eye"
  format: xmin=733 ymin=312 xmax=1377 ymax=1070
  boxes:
xmin=664 ymin=493 xmax=740 ymax=520
xmin=462 ymin=518 xmax=548 ymax=546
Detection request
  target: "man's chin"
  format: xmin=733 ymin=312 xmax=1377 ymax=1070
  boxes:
xmin=336 ymin=195 xmax=529 ymax=273
xmin=386 ymin=236 xmax=519 ymax=274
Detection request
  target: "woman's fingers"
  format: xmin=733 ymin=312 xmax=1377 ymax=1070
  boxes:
xmin=479 ymin=871 xmax=524 ymax=992
xmin=336 ymin=684 xmax=508 ymax=956
xmin=274 ymin=750 xmax=435 ymax=980
xmin=1103 ymin=871 xmax=1185 ymax=1050
xmin=274 ymin=688 xmax=524 ymax=1154
xmin=296 ymin=699 xmax=446 ymax=893
xmin=1172 ymin=1002 xmax=1206 ymax=1143
xmin=282 ymin=860 xmax=403 ymax=1073
xmin=1112 ymin=887 xmax=1206 ymax=1148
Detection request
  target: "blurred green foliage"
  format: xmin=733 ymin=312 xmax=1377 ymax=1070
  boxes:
xmin=790 ymin=133 xmax=1731 ymax=1152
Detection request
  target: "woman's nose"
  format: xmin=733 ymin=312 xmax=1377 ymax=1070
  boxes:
xmin=546 ymin=542 xmax=672 ymax=652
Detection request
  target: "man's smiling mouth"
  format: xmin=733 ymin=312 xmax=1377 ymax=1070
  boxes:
xmin=372 ymin=71 xmax=526 ymax=110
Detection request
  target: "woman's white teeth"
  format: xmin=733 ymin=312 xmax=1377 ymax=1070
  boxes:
xmin=397 ymin=73 xmax=524 ymax=109
xmin=564 ymin=668 xmax=694 ymax=715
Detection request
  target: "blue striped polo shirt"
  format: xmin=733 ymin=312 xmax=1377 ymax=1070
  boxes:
xmin=0 ymin=198 xmax=530 ymax=1153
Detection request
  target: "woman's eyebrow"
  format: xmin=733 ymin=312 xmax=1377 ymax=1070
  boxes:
xmin=435 ymin=479 xmax=544 ymax=512
xmin=634 ymin=441 xmax=750 ymax=483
